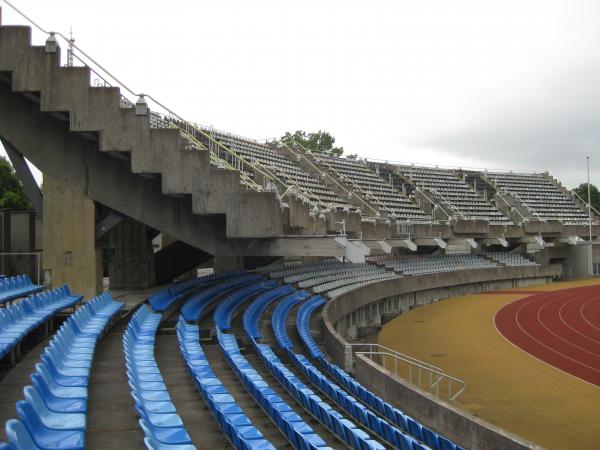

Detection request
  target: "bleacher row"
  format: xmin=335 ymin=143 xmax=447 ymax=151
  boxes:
xmin=1 ymin=290 xmax=124 ymax=449
xmin=176 ymin=272 xmax=465 ymax=449
xmin=0 ymin=264 xmax=494 ymax=449
xmin=186 ymin=128 xmax=592 ymax=225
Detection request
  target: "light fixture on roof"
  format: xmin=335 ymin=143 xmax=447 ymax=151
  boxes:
xmin=45 ymin=33 xmax=59 ymax=53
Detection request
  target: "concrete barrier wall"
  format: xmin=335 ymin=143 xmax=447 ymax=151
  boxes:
xmin=321 ymin=265 xmax=560 ymax=450
xmin=355 ymin=355 xmax=544 ymax=450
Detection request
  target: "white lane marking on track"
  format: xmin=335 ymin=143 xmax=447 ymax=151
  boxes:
xmin=512 ymin=293 xmax=600 ymax=374
xmin=558 ymin=295 xmax=600 ymax=346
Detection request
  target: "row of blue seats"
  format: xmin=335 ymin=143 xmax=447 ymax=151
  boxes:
xmin=177 ymin=317 xmax=274 ymax=450
xmin=296 ymin=296 xmax=326 ymax=359
xmin=150 ymin=271 xmax=247 ymax=312
xmin=212 ymin=280 xmax=278 ymax=331
xmin=123 ymin=305 xmax=195 ymax=450
xmin=180 ymin=274 xmax=263 ymax=322
xmin=292 ymin=352 xmax=427 ymax=450
xmin=217 ymin=329 xmax=328 ymax=450
xmin=271 ymin=291 xmax=310 ymax=350
xmin=0 ymin=286 xmax=82 ymax=360
xmin=1 ymin=292 xmax=124 ymax=450
xmin=212 ymin=283 xmax=329 ymax=450
xmin=243 ymin=285 xmax=295 ymax=340
xmin=0 ymin=275 xmax=43 ymax=306
xmin=242 ymin=288 xmax=387 ymax=449
xmin=257 ymin=344 xmax=385 ymax=450
xmin=295 ymin=298 xmax=463 ymax=450
xmin=244 ymin=285 xmax=425 ymax=450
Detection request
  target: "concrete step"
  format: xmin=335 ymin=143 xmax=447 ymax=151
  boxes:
xmin=229 ymin=309 xmax=344 ymax=449
xmin=0 ymin=25 xmax=285 ymax=239
xmin=85 ymin=322 xmax=145 ymax=450
xmin=202 ymin=343 xmax=292 ymax=448
xmin=154 ymin=333 xmax=231 ymax=449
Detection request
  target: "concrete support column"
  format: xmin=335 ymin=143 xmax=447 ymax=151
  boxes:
xmin=42 ymin=175 xmax=101 ymax=299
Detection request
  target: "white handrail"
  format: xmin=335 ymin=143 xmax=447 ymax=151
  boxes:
xmin=414 ymin=187 xmax=451 ymax=221
xmin=572 ymin=190 xmax=600 ymax=217
xmin=1 ymin=0 xmax=338 ymax=212
xmin=355 ymin=350 xmax=466 ymax=401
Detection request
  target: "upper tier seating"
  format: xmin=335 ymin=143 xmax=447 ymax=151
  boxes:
xmin=485 ymin=252 xmax=538 ymax=267
xmin=316 ymin=155 xmax=429 ymax=221
xmin=294 ymin=297 xmax=463 ymax=450
xmin=371 ymin=254 xmax=499 ymax=275
xmin=123 ymin=305 xmax=195 ymax=450
xmin=396 ymin=165 xmax=510 ymax=225
xmin=1 ymin=293 xmax=124 ymax=450
xmin=205 ymin=130 xmax=348 ymax=209
xmin=0 ymin=285 xmax=82 ymax=361
xmin=486 ymin=171 xmax=589 ymax=223
xmin=0 ymin=275 xmax=43 ymax=306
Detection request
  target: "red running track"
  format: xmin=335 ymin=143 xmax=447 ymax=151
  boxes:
xmin=495 ymin=285 xmax=600 ymax=387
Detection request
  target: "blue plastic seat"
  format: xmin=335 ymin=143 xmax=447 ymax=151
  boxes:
xmin=16 ymin=401 xmax=84 ymax=450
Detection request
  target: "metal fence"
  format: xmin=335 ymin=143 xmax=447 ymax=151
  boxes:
xmin=0 ymin=252 xmax=42 ymax=284
xmin=351 ymin=343 xmax=466 ymax=401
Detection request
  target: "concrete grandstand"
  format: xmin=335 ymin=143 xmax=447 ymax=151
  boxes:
xmin=0 ymin=4 xmax=598 ymax=450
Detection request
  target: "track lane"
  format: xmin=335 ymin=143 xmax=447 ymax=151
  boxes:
xmin=495 ymin=285 xmax=600 ymax=388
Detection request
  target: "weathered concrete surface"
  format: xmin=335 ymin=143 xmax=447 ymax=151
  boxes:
xmin=106 ymin=217 xmax=155 ymax=289
xmin=43 ymin=174 xmax=101 ymax=299
xmin=354 ymin=356 xmax=543 ymax=450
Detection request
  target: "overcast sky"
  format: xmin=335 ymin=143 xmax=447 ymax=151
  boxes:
xmin=1 ymin=0 xmax=599 ymax=188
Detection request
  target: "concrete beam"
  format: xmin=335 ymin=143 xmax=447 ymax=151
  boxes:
xmin=247 ymin=236 xmax=346 ymax=257
xmin=378 ymin=239 xmax=417 ymax=253
xmin=95 ymin=211 xmax=124 ymax=240
xmin=414 ymin=238 xmax=447 ymax=249
xmin=479 ymin=237 xmax=509 ymax=247
xmin=1 ymin=137 xmax=43 ymax=217
xmin=553 ymin=236 xmax=584 ymax=246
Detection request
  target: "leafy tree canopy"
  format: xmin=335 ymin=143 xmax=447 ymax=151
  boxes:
xmin=281 ymin=130 xmax=344 ymax=157
xmin=0 ymin=156 xmax=32 ymax=210
xmin=573 ymin=183 xmax=600 ymax=214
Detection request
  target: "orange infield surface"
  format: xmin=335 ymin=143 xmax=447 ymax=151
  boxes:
xmin=377 ymin=279 xmax=600 ymax=450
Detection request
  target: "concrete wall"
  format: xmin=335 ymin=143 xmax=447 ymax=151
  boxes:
xmin=42 ymin=175 xmax=101 ymax=299
xmin=106 ymin=217 xmax=155 ymax=289
xmin=320 ymin=266 xmax=559 ymax=449
xmin=355 ymin=356 xmax=543 ymax=450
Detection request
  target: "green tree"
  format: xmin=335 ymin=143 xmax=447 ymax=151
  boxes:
xmin=0 ymin=156 xmax=32 ymax=210
xmin=281 ymin=130 xmax=344 ymax=157
xmin=573 ymin=183 xmax=600 ymax=214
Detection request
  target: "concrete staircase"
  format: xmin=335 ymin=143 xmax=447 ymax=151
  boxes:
xmin=0 ymin=20 xmax=290 ymax=247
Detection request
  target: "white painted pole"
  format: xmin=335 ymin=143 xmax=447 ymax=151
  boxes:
xmin=587 ymin=156 xmax=593 ymax=276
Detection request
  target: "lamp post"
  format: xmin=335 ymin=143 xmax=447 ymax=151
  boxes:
xmin=587 ymin=156 xmax=593 ymax=276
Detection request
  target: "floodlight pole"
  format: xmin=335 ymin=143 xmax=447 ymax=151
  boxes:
xmin=587 ymin=156 xmax=593 ymax=276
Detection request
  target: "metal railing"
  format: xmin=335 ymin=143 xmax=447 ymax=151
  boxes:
xmin=494 ymin=191 xmax=527 ymax=223
xmin=279 ymin=142 xmax=380 ymax=216
xmin=0 ymin=0 xmax=338 ymax=214
xmin=414 ymin=187 xmax=451 ymax=222
xmin=0 ymin=252 xmax=42 ymax=285
xmin=428 ymin=187 xmax=467 ymax=219
xmin=351 ymin=343 xmax=466 ymax=401
xmin=571 ymin=190 xmax=600 ymax=219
